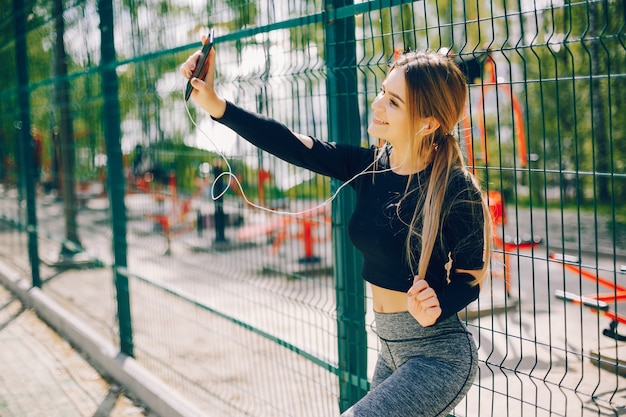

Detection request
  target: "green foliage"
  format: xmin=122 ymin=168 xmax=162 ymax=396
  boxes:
xmin=0 ymin=0 xmax=49 ymax=182
xmin=1 ymin=0 xmax=623 ymax=212
xmin=135 ymin=140 xmax=268 ymax=198
xmin=286 ymin=174 xmax=330 ymax=201
xmin=523 ymin=0 xmax=625 ymax=205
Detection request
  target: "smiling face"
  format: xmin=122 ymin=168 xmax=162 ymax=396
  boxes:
xmin=367 ymin=51 xmax=469 ymax=173
xmin=367 ymin=68 xmax=412 ymax=147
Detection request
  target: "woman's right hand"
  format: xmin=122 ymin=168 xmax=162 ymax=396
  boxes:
xmin=407 ymin=277 xmax=442 ymax=327
xmin=180 ymin=35 xmax=226 ymax=118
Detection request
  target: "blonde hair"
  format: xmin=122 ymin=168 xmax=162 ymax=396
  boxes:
xmin=389 ymin=50 xmax=492 ymax=285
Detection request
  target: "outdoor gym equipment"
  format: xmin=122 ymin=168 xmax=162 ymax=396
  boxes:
xmin=144 ymin=171 xmax=210 ymax=254
xmin=268 ymin=205 xmax=330 ymax=265
xmin=488 ymin=190 xmax=542 ymax=297
xmin=462 ymin=54 xmax=527 ymax=169
xmin=552 ymin=252 xmax=626 ymax=341
xmin=236 ymin=205 xmax=331 ymax=266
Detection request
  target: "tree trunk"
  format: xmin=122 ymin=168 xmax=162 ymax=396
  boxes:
xmin=53 ymin=0 xmax=81 ymax=248
xmin=589 ymin=2 xmax=610 ymax=203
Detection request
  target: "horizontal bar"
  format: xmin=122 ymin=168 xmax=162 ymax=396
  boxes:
xmin=555 ymin=289 xmax=610 ymax=311
xmin=215 ymin=0 xmax=418 ymax=43
xmin=334 ymin=0 xmax=419 ymax=20
xmin=550 ymin=253 xmax=580 ymax=264
xmin=215 ymin=13 xmax=323 ymax=44
xmin=116 ymin=267 xmax=340 ymax=377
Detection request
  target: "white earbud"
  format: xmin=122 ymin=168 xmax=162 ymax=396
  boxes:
xmin=415 ymin=125 xmax=428 ymax=136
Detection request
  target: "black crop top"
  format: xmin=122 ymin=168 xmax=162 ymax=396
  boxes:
xmin=213 ymin=101 xmax=486 ymax=320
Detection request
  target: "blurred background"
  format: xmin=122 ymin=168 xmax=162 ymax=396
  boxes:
xmin=1 ymin=0 xmax=625 ymax=416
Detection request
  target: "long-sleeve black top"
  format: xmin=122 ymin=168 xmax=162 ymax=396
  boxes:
xmin=213 ymin=101 xmax=486 ymax=322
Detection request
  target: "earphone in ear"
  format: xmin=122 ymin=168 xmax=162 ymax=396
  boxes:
xmin=415 ymin=124 xmax=428 ymax=136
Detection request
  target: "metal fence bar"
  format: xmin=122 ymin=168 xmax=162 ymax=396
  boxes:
xmin=1 ymin=1 xmax=625 ymax=416
xmin=325 ymin=0 xmax=370 ymax=411
xmin=117 ymin=266 xmax=340 ymax=375
xmin=12 ymin=0 xmax=40 ymax=289
xmin=99 ymin=0 xmax=133 ymax=357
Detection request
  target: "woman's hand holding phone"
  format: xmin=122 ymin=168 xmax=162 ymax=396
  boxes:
xmin=181 ymin=30 xmax=226 ymax=119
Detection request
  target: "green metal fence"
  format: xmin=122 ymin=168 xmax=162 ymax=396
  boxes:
xmin=1 ymin=0 xmax=625 ymax=416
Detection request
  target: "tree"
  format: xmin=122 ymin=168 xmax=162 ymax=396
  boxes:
xmin=52 ymin=0 xmax=83 ymax=255
xmin=0 ymin=0 xmax=47 ymax=185
xmin=525 ymin=0 xmax=625 ymax=205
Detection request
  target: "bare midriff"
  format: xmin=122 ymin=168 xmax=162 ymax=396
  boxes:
xmin=371 ymin=283 xmax=409 ymax=313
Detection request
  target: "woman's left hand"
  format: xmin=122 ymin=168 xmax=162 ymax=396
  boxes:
xmin=407 ymin=277 xmax=442 ymax=327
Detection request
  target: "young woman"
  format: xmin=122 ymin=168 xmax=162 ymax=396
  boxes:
xmin=181 ymin=38 xmax=491 ymax=417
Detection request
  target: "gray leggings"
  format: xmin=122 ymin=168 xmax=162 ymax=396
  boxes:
xmin=341 ymin=311 xmax=478 ymax=417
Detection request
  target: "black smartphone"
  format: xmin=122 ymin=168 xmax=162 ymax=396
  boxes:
xmin=185 ymin=29 xmax=215 ymax=101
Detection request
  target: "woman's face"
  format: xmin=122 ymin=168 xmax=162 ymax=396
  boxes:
xmin=367 ymin=68 xmax=413 ymax=147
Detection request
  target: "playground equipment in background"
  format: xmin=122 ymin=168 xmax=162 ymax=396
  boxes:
xmin=130 ymin=164 xmax=170 ymax=195
xmin=240 ymin=188 xmax=544 ymax=278
xmin=461 ymin=53 xmax=528 ymax=169
xmin=236 ymin=205 xmax=331 ymax=267
xmin=552 ymin=253 xmax=626 ymax=341
xmin=448 ymin=50 xmax=538 ymax=296
xmin=487 ymin=190 xmax=541 ymax=297
xmin=268 ymin=205 xmax=331 ymax=264
xmin=143 ymin=171 xmax=210 ymax=254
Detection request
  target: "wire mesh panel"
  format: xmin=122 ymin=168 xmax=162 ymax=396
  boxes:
xmin=0 ymin=0 xmax=625 ymax=416
xmin=108 ymin=3 xmax=340 ymax=415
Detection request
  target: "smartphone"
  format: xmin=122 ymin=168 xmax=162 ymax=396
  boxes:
xmin=185 ymin=29 xmax=215 ymax=101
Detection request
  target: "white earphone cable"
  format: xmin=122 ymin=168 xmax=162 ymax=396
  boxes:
xmin=182 ymin=85 xmax=410 ymax=217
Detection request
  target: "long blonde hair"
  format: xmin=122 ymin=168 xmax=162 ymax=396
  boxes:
xmin=390 ymin=50 xmax=492 ymax=285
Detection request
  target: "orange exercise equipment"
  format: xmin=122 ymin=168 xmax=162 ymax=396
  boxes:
xmin=145 ymin=172 xmax=209 ymax=254
xmin=463 ymin=55 xmax=527 ymax=170
xmin=269 ymin=205 xmax=331 ymax=264
xmin=552 ymin=253 xmax=626 ymax=341
xmin=488 ymin=190 xmax=541 ymax=296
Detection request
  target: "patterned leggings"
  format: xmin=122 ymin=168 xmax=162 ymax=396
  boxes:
xmin=341 ymin=312 xmax=478 ymax=417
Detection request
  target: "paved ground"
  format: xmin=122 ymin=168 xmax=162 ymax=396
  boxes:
xmin=0 ymin=284 xmax=155 ymax=417
xmin=1 ymin=187 xmax=625 ymax=417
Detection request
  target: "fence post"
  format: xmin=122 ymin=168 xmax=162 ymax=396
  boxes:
xmin=99 ymin=0 xmax=133 ymax=357
xmin=324 ymin=0 xmax=369 ymax=412
xmin=13 ymin=0 xmax=41 ymax=288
